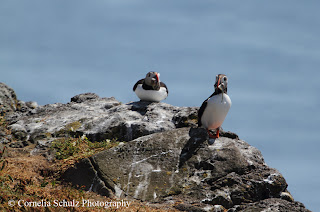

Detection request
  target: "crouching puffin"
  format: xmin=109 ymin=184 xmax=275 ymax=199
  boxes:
xmin=133 ymin=71 xmax=168 ymax=102
xmin=198 ymin=74 xmax=232 ymax=138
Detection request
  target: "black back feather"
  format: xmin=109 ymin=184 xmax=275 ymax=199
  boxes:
xmin=198 ymin=99 xmax=207 ymax=127
xmin=133 ymin=79 xmax=168 ymax=94
xmin=133 ymin=79 xmax=144 ymax=91
xmin=160 ymin=82 xmax=169 ymax=94
xmin=197 ymin=92 xmax=216 ymax=127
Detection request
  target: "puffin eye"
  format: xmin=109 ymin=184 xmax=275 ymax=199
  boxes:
xmin=223 ymin=77 xmax=227 ymax=81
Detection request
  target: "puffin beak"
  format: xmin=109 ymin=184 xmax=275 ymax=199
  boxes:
xmin=156 ymin=73 xmax=160 ymax=83
xmin=216 ymin=76 xmax=225 ymax=92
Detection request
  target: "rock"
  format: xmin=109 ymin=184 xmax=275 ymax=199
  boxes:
xmin=228 ymin=198 xmax=311 ymax=212
xmin=6 ymin=94 xmax=198 ymax=146
xmin=30 ymin=139 xmax=56 ymax=161
xmin=63 ymin=158 xmax=113 ymax=197
xmin=0 ymin=82 xmax=18 ymax=114
xmin=17 ymin=101 xmax=29 ymax=113
xmin=0 ymin=85 xmax=310 ymax=211
xmin=70 ymin=93 xmax=100 ymax=103
xmin=9 ymin=123 xmax=29 ymax=141
xmin=174 ymin=203 xmax=207 ymax=212
xmin=213 ymin=205 xmax=226 ymax=212
xmin=62 ymin=127 xmax=308 ymax=211
xmin=174 ymin=203 xmax=226 ymax=212
xmin=280 ymin=191 xmax=294 ymax=202
xmin=0 ymin=113 xmax=12 ymax=144
xmin=9 ymin=141 xmax=28 ymax=148
xmin=26 ymin=101 xmax=38 ymax=109
xmin=0 ymin=137 xmax=11 ymax=144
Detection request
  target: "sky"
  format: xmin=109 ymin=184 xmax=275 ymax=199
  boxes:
xmin=1 ymin=1 xmax=320 ymax=210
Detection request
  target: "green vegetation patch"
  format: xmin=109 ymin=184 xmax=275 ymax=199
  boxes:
xmin=51 ymin=137 xmax=119 ymax=160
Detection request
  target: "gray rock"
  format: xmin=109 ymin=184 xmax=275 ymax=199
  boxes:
xmin=6 ymin=94 xmax=198 ymax=145
xmin=70 ymin=93 xmax=100 ymax=103
xmin=280 ymin=191 xmax=294 ymax=202
xmin=0 ymin=137 xmax=11 ymax=144
xmin=174 ymin=203 xmax=208 ymax=212
xmin=228 ymin=198 xmax=311 ymax=212
xmin=9 ymin=140 xmax=28 ymax=148
xmin=0 ymin=82 xmax=18 ymax=114
xmin=26 ymin=101 xmax=38 ymax=109
xmin=63 ymin=127 xmax=308 ymax=211
xmin=0 ymin=85 xmax=310 ymax=211
xmin=63 ymin=157 xmax=113 ymax=197
xmin=0 ymin=129 xmax=6 ymax=137
xmin=9 ymin=123 xmax=29 ymax=141
xmin=30 ymin=139 xmax=56 ymax=161
xmin=17 ymin=101 xmax=29 ymax=113
xmin=0 ymin=116 xmax=12 ymax=144
xmin=15 ymin=100 xmax=38 ymax=113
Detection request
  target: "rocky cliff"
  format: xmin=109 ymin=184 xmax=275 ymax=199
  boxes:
xmin=0 ymin=82 xmax=311 ymax=211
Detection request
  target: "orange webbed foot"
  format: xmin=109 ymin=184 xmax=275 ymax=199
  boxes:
xmin=207 ymin=128 xmax=220 ymax=139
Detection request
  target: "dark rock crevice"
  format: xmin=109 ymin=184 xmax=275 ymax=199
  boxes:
xmin=88 ymin=157 xmax=116 ymax=196
xmin=61 ymin=157 xmax=113 ymax=197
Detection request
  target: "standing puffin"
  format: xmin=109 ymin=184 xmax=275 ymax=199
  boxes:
xmin=198 ymin=74 xmax=232 ymax=138
xmin=133 ymin=71 xmax=168 ymax=102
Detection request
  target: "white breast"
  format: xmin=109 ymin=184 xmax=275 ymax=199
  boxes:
xmin=135 ymin=84 xmax=168 ymax=102
xmin=201 ymin=93 xmax=231 ymax=130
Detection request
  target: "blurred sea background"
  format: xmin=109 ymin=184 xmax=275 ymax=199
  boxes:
xmin=1 ymin=1 xmax=319 ymax=210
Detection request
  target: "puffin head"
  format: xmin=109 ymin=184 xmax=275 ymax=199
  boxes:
xmin=214 ymin=74 xmax=228 ymax=93
xmin=145 ymin=71 xmax=160 ymax=90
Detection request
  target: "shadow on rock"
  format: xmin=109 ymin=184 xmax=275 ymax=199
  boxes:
xmin=179 ymin=128 xmax=208 ymax=168
xmin=179 ymin=127 xmax=240 ymax=168
xmin=127 ymin=101 xmax=155 ymax=116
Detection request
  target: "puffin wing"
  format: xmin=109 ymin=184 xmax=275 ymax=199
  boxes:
xmin=198 ymin=93 xmax=215 ymax=127
xmin=133 ymin=79 xmax=144 ymax=91
xmin=160 ymin=82 xmax=169 ymax=95
xmin=198 ymin=99 xmax=208 ymax=127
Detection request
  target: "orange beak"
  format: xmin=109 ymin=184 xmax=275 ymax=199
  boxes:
xmin=217 ymin=77 xmax=221 ymax=89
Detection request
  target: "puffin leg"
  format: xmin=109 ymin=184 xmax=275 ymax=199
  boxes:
xmin=207 ymin=129 xmax=219 ymax=139
xmin=216 ymin=128 xmax=220 ymax=138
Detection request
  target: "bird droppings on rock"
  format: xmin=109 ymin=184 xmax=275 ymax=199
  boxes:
xmin=62 ymin=127 xmax=309 ymax=211
xmin=0 ymin=84 xmax=311 ymax=212
xmin=5 ymin=94 xmax=199 ymax=149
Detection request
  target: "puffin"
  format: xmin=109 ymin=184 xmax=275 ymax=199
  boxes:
xmin=198 ymin=74 xmax=232 ymax=138
xmin=133 ymin=71 xmax=168 ymax=102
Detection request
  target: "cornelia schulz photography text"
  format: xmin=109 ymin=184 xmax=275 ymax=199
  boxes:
xmin=8 ymin=199 xmax=131 ymax=209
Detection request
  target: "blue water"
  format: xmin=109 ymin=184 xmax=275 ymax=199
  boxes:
xmin=1 ymin=1 xmax=319 ymax=210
